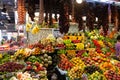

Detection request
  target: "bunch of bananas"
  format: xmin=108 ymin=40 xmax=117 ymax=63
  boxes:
xmin=26 ymin=23 xmax=32 ymax=32
xmin=31 ymin=25 xmax=40 ymax=34
xmin=14 ymin=48 xmax=32 ymax=59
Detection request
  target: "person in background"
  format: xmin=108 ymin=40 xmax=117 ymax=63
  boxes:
xmin=115 ymin=35 xmax=120 ymax=58
xmin=1 ymin=39 xmax=5 ymax=45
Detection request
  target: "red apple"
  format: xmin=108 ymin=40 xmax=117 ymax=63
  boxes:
xmin=34 ymin=62 xmax=40 ymax=67
xmin=26 ymin=65 xmax=32 ymax=70
xmin=26 ymin=61 xmax=32 ymax=65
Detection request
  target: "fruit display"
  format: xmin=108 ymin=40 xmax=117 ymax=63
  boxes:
xmin=85 ymin=65 xmax=102 ymax=74
xmin=10 ymin=71 xmax=48 ymax=80
xmin=57 ymin=49 xmax=66 ymax=54
xmin=88 ymin=71 xmax=107 ymax=80
xmin=56 ymin=43 xmax=66 ymax=49
xmin=0 ymin=29 xmax=120 ymax=80
xmin=26 ymin=56 xmax=42 ymax=63
xmin=44 ymin=44 xmax=54 ymax=53
xmin=28 ymin=43 xmax=44 ymax=49
xmin=25 ymin=62 xmax=45 ymax=72
xmin=65 ymin=43 xmax=76 ymax=50
xmin=68 ymin=66 xmax=84 ymax=80
xmin=66 ymin=50 xmax=76 ymax=59
xmin=76 ymin=50 xmax=86 ymax=57
xmin=0 ymin=62 xmax=25 ymax=73
xmin=0 ymin=53 xmax=11 ymax=64
xmin=100 ymin=62 xmax=116 ymax=72
xmin=58 ymin=54 xmax=73 ymax=70
xmin=70 ymin=57 xmax=85 ymax=68
xmin=40 ymin=54 xmax=52 ymax=68
xmin=104 ymin=70 xmax=120 ymax=80
xmin=13 ymin=48 xmax=32 ymax=60
xmin=75 ymin=43 xmax=84 ymax=50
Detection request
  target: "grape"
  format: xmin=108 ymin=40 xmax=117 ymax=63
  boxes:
xmin=0 ymin=62 xmax=25 ymax=72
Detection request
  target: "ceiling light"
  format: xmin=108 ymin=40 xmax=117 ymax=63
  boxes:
xmin=76 ymin=0 xmax=82 ymax=4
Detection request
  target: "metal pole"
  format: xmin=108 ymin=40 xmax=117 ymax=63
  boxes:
xmin=72 ymin=0 xmax=75 ymax=21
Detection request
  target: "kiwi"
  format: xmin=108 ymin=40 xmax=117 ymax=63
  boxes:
xmin=40 ymin=56 xmax=44 ymax=60
xmin=44 ymin=63 xmax=48 ymax=67
xmin=44 ymin=54 xmax=48 ymax=58
xmin=48 ymin=61 xmax=52 ymax=65
xmin=44 ymin=58 xmax=48 ymax=63
xmin=48 ymin=56 xmax=52 ymax=60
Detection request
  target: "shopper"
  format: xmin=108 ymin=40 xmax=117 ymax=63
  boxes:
xmin=115 ymin=35 xmax=120 ymax=58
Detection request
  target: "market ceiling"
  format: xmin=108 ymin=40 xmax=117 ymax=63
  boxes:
xmin=25 ymin=0 xmax=120 ymax=14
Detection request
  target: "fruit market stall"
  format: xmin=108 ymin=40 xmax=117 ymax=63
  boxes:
xmin=0 ymin=29 xmax=120 ymax=80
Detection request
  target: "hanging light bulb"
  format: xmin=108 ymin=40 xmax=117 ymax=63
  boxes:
xmin=76 ymin=0 xmax=82 ymax=4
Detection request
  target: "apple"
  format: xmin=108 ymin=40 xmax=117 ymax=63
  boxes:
xmin=34 ymin=62 xmax=40 ymax=67
xmin=26 ymin=61 xmax=32 ymax=65
xmin=26 ymin=65 xmax=32 ymax=70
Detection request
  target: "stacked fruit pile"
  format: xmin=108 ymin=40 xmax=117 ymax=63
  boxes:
xmin=84 ymin=65 xmax=102 ymax=74
xmin=104 ymin=70 xmax=120 ymax=80
xmin=68 ymin=57 xmax=86 ymax=79
xmin=0 ymin=62 xmax=25 ymax=72
xmin=88 ymin=71 xmax=107 ymax=80
xmin=40 ymin=54 xmax=52 ymax=68
xmin=58 ymin=54 xmax=73 ymax=70
xmin=1 ymin=30 xmax=119 ymax=79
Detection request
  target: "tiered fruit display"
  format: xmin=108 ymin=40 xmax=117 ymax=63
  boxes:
xmin=82 ymin=57 xmax=95 ymax=66
xmin=82 ymin=52 xmax=110 ymax=66
xmin=68 ymin=66 xmax=84 ymax=80
xmin=57 ymin=49 xmax=66 ymax=54
xmin=58 ymin=54 xmax=73 ymax=70
xmin=44 ymin=44 xmax=54 ymax=53
xmin=28 ymin=43 xmax=44 ymax=49
xmin=40 ymin=54 xmax=52 ymax=68
xmin=65 ymin=43 xmax=76 ymax=50
xmin=0 ymin=62 xmax=25 ymax=73
xmin=70 ymin=57 xmax=85 ymax=68
xmin=66 ymin=50 xmax=76 ymax=59
xmin=0 ymin=53 xmax=11 ymax=64
xmin=104 ymin=70 xmax=120 ymax=80
xmin=85 ymin=65 xmax=102 ymax=74
xmin=68 ymin=57 xmax=86 ymax=79
xmin=13 ymin=48 xmax=32 ymax=60
xmin=10 ymin=71 xmax=48 ymax=80
xmin=76 ymin=50 xmax=86 ymax=57
xmin=88 ymin=71 xmax=107 ymax=80
xmin=100 ymin=62 xmax=116 ymax=72
xmin=25 ymin=62 xmax=45 ymax=72
xmin=115 ymin=62 xmax=120 ymax=71
xmin=75 ymin=43 xmax=84 ymax=50
xmin=26 ymin=55 xmax=42 ymax=63
xmin=56 ymin=43 xmax=66 ymax=49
